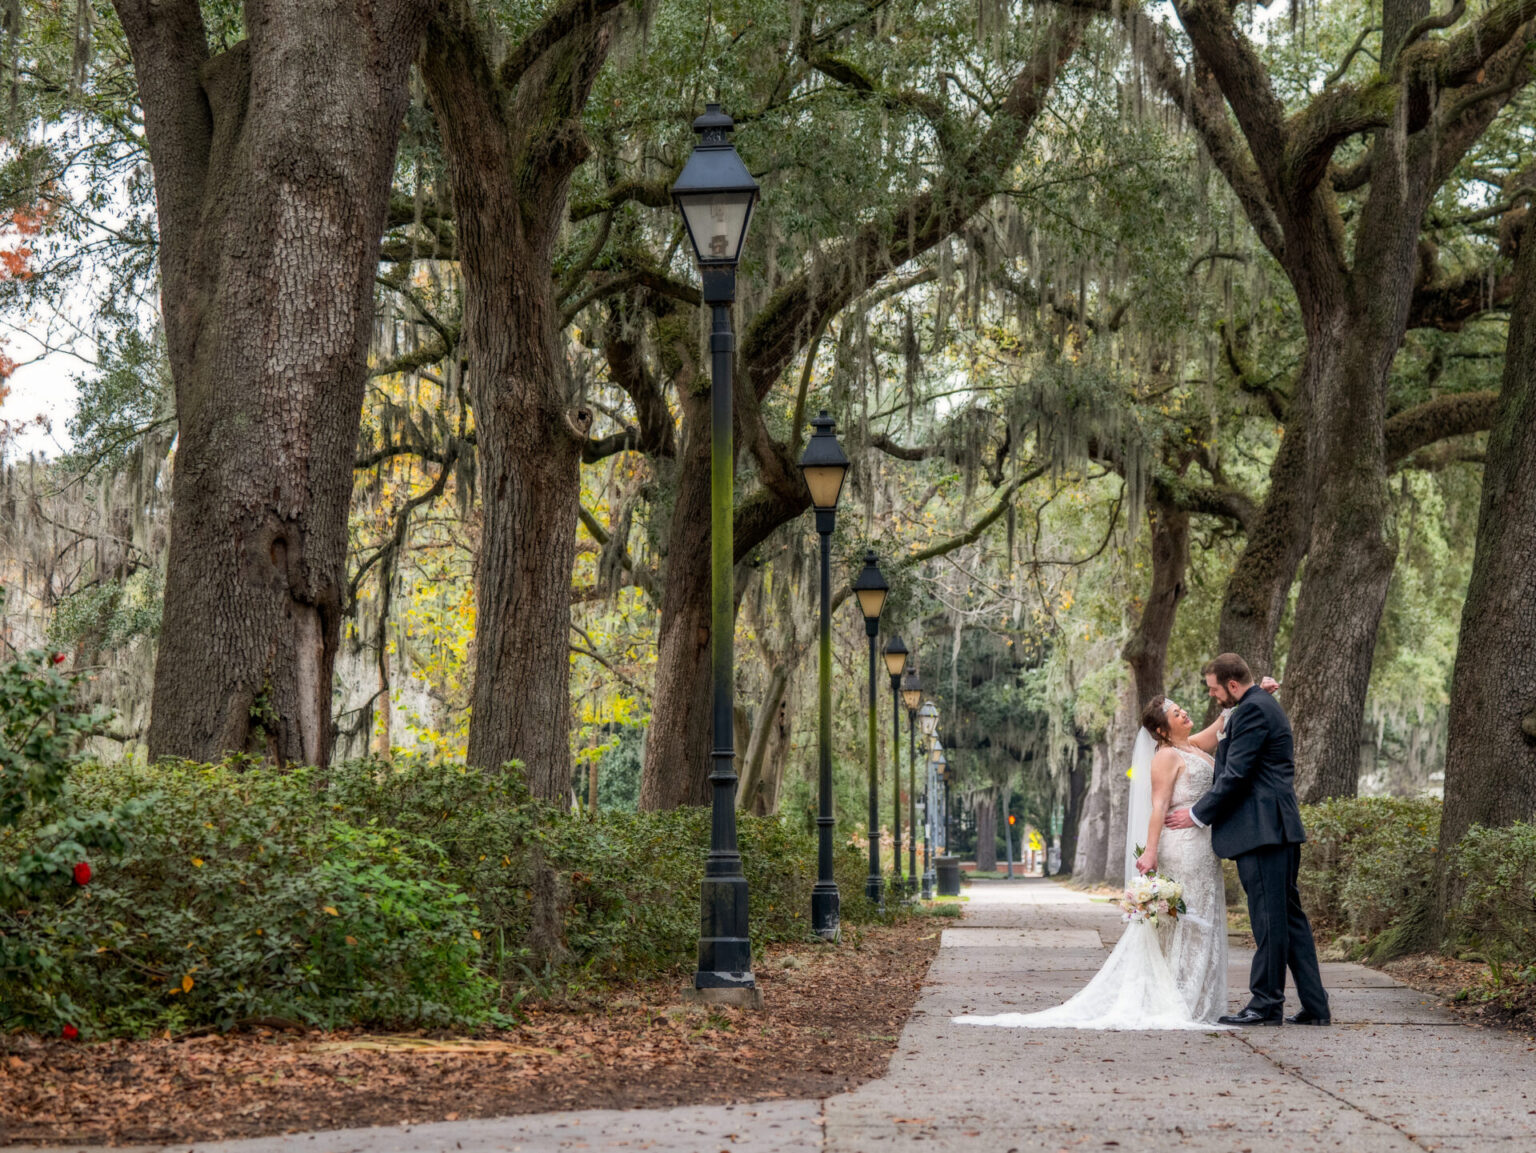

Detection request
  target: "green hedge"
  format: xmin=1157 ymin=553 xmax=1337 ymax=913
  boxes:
xmin=322 ymin=757 xmax=880 ymax=989
xmin=1449 ymin=822 xmax=1536 ymax=964
xmin=2 ymin=758 xmax=884 ymax=1037
xmin=1296 ymin=797 xmax=1536 ymax=967
xmin=2 ymin=761 xmax=495 ymax=1036
xmin=1297 ymin=796 xmax=1441 ymax=957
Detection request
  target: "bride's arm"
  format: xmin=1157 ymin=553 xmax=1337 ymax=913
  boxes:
xmin=1188 ymin=716 xmax=1225 ymax=755
xmin=1135 ymin=748 xmax=1182 ymax=874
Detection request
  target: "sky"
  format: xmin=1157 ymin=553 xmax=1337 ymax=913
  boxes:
xmin=2 ymin=328 xmax=84 ymax=460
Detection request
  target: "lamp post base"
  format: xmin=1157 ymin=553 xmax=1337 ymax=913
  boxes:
xmin=921 ymin=869 xmax=936 ymax=900
xmin=811 ymin=884 xmax=840 ymax=941
xmin=684 ymin=984 xmax=765 ymax=1009
xmin=696 ymin=873 xmax=757 ymax=998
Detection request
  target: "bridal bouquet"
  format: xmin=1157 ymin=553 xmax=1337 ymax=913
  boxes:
xmin=1119 ymin=862 xmax=1187 ymax=925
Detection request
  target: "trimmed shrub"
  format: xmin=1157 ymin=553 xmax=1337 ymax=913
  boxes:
xmin=322 ymin=757 xmax=881 ymax=990
xmin=1296 ymin=796 xmax=1440 ymax=959
xmin=2 ymin=761 xmax=496 ymax=1037
xmin=1450 ymin=822 xmax=1536 ymax=965
xmin=5 ymin=755 xmax=888 ymax=1036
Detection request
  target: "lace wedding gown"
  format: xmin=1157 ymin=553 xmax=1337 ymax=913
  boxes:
xmin=956 ymin=747 xmax=1229 ymax=1030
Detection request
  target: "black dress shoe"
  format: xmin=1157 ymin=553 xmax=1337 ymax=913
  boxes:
xmin=1218 ymin=1009 xmax=1284 ymax=1026
xmin=1285 ymin=1009 xmax=1331 ymax=1025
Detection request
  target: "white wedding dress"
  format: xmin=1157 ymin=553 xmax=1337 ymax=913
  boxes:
xmin=956 ymin=743 xmax=1229 ymax=1030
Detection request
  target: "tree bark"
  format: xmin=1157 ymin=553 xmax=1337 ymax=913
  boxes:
xmin=738 ymin=659 xmax=793 ymax=815
xmin=421 ymin=2 xmax=620 ymax=797
xmin=1072 ymin=738 xmax=1112 ymax=883
xmin=1439 ymin=206 xmax=1536 ymax=851
xmin=973 ymin=790 xmax=998 ymax=872
xmin=1103 ymin=679 xmax=1136 ymax=881
xmin=639 ymin=386 xmax=716 ymax=808
xmin=1285 ymin=89 xmax=1439 ymax=803
xmin=118 ymin=0 xmax=433 ymax=766
xmin=1214 ymin=407 xmax=1311 ymax=680
xmin=1123 ymin=500 xmax=1190 ymax=707
xmin=1053 ymin=740 xmax=1090 ymax=877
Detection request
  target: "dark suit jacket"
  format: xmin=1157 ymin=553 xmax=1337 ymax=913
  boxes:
xmin=1191 ymin=685 xmax=1307 ymax=860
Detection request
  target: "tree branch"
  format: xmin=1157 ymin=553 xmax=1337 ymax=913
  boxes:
xmin=570 ymin=176 xmax=675 ymax=222
xmin=1127 ymin=9 xmax=1285 ymax=259
xmin=1169 ymin=0 xmax=1290 ymax=193
xmin=740 ymin=11 xmax=1088 ymax=401
xmin=1436 ymin=0 xmax=1536 ymax=88
xmin=1324 ymin=25 xmax=1381 ymax=87
xmin=1384 ymin=391 xmax=1499 ymax=465
xmin=499 ymin=0 xmax=628 ymax=87
xmin=1398 ymin=1 xmax=1467 ymax=61
xmin=1409 ymin=262 xmax=1519 ymax=330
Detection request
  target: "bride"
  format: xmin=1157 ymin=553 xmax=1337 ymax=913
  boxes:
xmin=955 ymin=693 xmax=1244 ymax=1030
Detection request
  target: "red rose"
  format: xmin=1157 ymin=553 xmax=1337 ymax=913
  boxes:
xmin=51 ymin=652 xmax=66 ymax=665
xmin=73 ymin=861 xmax=91 ymax=886
xmin=61 ymin=1024 xmax=79 ymax=1040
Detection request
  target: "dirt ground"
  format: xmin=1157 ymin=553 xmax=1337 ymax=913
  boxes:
xmin=1380 ymin=951 xmax=1536 ymax=1036
xmin=0 ymin=918 xmax=941 ymax=1147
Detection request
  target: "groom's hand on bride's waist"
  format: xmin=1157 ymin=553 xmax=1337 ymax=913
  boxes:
xmin=1165 ymin=808 xmax=1197 ymax=829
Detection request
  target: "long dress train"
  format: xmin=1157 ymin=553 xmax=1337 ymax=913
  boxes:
xmin=955 ymin=747 xmax=1229 ymax=1030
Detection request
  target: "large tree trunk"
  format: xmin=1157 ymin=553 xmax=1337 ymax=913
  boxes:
xmin=738 ymin=659 xmax=793 ymax=815
xmin=1286 ymin=115 xmax=1438 ymax=803
xmin=118 ymin=0 xmax=431 ymax=766
xmin=973 ymin=790 xmax=998 ymax=872
xmin=1215 ymin=408 xmax=1310 ymax=679
xmin=1053 ymin=740 xmax=1090 ymax=877
xmin=1102 ymin=679 xmax=1136 ymax=882
xmin=421 ymin=5 xmax=618 ymax=797
xmin=1123 ymin=500 xmax=1190 ymax=707
xmin=1072 ymin=738 xmax=1112 ymax=883
xmin=639 ymin=393 xmax=715 ymax=808
xmin=1439 ymin=207 xmax=1536 ymax=851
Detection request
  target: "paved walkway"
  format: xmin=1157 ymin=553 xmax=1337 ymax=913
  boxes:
xmin=826 ymin=878 xmax=1536 ymax=1152
xmin=21 ymin=879 xmax=1536 ymax=1152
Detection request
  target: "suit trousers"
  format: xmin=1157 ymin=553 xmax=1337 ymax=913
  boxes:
xmin=1234 ymin=842 xmax=1329 ymax=1018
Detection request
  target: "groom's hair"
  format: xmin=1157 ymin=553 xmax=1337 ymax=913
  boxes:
xmin=1203 ymin=652 xmax=1253 ymax=685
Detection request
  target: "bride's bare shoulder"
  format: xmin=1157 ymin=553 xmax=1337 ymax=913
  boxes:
xmin=1151 ymin=744 xmax=1184 ymax=777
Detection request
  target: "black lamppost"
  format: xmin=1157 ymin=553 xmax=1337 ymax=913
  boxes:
xmin=852 ymin=550 xmax=889 ymax=907
xmin=882 ymin=636 xmax=908 ymax=900
xmin=799 ymin=411 xmax=850 ymax=941
xmin=900 ymin=667 xmax=923 ymax=894
xmin=918 ymin=701 xmax=939 ymax=898
xmin=935 ymin=742 xmax=953 ymax=854
xmin=672 ymin=104 xmax=760 ymax=1005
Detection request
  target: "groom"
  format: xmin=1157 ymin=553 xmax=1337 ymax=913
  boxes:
xmin=1165 ymin=653 xmax=1331 ymax=1027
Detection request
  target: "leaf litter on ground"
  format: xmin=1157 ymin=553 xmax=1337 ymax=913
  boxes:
xmin=1 ymin=918 xmax=939 ymax=1146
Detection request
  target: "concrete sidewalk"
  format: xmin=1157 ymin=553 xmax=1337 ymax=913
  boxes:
xmin=17 ymin=879 xmax=1536 ymax=1152
xmin=825 ymin=877 xmax=1536 ymax=1151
